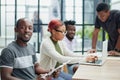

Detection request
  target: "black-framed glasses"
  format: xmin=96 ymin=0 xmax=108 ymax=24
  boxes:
xmin=54 ymin=29 xmax=66 ymax=34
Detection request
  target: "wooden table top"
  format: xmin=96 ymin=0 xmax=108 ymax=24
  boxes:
xmin=72 ymin=57 xmax=120 ymax=80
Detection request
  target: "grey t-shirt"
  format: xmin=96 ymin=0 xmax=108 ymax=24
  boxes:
xmin=95 ymin=10 xmax=120 ymax=51
xmin=0 ymin=41 xmax=37 ymax=80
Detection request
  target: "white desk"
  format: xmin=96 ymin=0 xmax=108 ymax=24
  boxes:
xmin=72 ymin=57 xmax=120 ymax=80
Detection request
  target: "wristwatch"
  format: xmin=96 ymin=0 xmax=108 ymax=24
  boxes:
xmin=114 ymin=48 xmax=120 ymax=53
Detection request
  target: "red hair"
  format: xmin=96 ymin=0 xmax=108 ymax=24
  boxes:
xmin=48 ymin=19 xmax=63 ymax=32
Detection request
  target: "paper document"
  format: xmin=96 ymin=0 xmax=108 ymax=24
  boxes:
xmin=41 ymin=60 xmax=71 ymax=79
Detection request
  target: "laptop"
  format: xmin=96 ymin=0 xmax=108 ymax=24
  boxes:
xmin=79 ymin=40 xmax=108 ymax=66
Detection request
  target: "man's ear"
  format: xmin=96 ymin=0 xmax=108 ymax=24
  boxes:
xmin=15 ymin=27 xmax=19 ymax=34
xmin=14 ymin=27 xmax=18 ymax=37
xmin=14 ymin=27 xmax=17 ymax=32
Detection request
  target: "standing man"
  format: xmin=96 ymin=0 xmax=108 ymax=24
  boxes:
xmin=0 ymin=18 xmax=49 ymax=80
xmin=89 ymin=2 xmax=120 ymax=56
xmin=32 ymin=11 xmax=43 ymax=33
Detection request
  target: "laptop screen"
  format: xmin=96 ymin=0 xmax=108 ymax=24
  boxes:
xmin=79 ymin=40 xmax=108 ymax=66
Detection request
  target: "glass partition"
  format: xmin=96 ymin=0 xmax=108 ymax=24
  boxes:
xmin=0 ymin=0 xmax=111 ymax=53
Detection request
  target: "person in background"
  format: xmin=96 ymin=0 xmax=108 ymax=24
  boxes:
xmin=63 ymin=20 xmax=78 ymax=75
xmin=31 ymin=11 xmax=43 ymax=52
xmin=32 ymin=11 xmax=43 ymax=33
xmin=39 ymin=19 xmax=95 ymax=80
xmin=0 ymin=18 xmax=50 ymax=80
xmin=88 ymin=2 xmax=120 ymax=56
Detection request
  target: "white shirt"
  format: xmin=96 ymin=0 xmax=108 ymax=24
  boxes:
xmin=63 ymin=36 xmax=77 ymax=51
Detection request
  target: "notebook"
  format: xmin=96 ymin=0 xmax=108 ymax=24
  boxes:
xmin=79 ymin=40 xmax=108 ymax=66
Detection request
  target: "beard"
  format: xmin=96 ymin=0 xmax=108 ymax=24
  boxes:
xmin=20 ymin=37 xmax=30 ymax=43
xmin=66 ymin=34 xmax=74 ymax=40
xmin=69 ymin=36 xmax=74 ymax=40
xmin=66 ymin=35 xmax=74 ymax=41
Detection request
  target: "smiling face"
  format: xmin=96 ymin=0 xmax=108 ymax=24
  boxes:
xmin=96 ymin=3 xmax=110 ymax=22
xmin=97 ymin=10 xmax=110 ymax=22
xmin=15 ymin=18 xmax=33 ymax=43
xmin=66 ymin=24 xmax=76 ymax=41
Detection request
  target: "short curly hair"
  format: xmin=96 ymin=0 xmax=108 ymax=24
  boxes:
xmin=96 ymin=2 xmax=110 ymax=12
xmin=64 ymin=20 xmax=76 ymax=30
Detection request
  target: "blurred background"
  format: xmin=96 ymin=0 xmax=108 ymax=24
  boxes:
xmin=0 ymin=0 xmax=120 ymax=54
